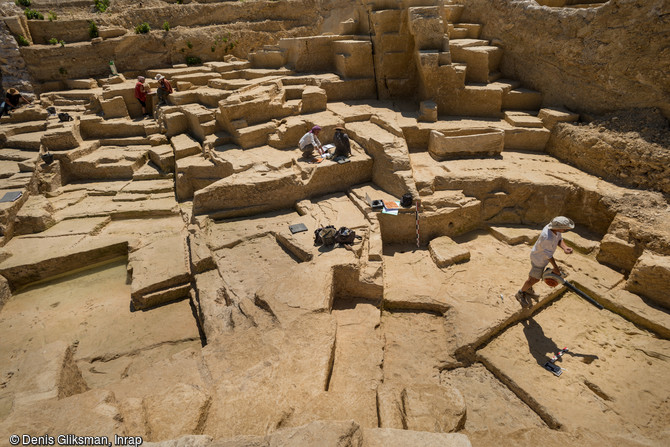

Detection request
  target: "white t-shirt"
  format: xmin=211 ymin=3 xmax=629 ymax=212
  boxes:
xmin=530 ymin=224 xmax=562 ymax=267
xmin=299 ymin=132 xmax=321 ymax=150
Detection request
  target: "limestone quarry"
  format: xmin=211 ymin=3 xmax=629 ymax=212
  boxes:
xmin=0 ymin=0 xmax=669 ymax=446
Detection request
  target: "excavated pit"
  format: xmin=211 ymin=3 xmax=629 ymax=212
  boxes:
xmin=0 ymin=0 xmax=669 ymax=446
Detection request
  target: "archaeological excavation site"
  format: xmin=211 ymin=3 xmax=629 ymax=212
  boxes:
xmin=0 ymin=0 xmax=669 ymax=445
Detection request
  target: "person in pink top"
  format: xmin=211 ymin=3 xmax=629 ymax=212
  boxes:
xmin=134 ymin=76 xmax=150 ymax=117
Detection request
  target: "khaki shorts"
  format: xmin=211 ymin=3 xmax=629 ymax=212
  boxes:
xmin=529 ymin=264 xmax=546 ymax=280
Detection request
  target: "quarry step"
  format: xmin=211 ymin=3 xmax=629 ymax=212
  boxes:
xmin=489 ymin=78 xmax=522 ymax=94
xmin=449 ymin=38 xmax=490 ymax=50
xmin=5 ymin=132 xmax=46 ymax=151
xmin=444 ymin=4 xmax=465 ymax=22
xmin=503 ymin=87 xmax=543 ymax=111
xmin=504 ymin=111 xmax=545 ymax=128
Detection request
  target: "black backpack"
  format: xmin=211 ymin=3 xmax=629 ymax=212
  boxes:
xmin=401 ymin=192 xmax=413 ymax=208
xmin=334 ymin=227 xmax=361 ymax=245
xmin=58 ymin=112 xmax=73 ymax=122
xmin=314 ymin=225 xmax=337 ymax=246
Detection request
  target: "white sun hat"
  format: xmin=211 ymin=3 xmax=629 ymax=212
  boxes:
xmin=548 ymin=216 xmax=575 ymax=230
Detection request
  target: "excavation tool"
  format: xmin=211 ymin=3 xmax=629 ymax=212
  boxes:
xmin=544 ymin=347 xmax=569 ymax=376
xmin=542 ymin=268 xmax=603 ymax=310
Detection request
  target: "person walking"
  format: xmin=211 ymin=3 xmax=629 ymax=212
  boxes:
xmin=516 ymin=216 xmax=574 ymax=306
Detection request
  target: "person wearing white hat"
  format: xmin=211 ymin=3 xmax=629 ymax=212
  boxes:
xmin=155 ymin=74 xmax=173 ymax=106
xmin=516 ymin=216 xmax=575 ymax=306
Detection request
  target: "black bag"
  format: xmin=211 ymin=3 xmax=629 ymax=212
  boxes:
xmin=58 ymin=112 xmax=73 ymax=122
xmin=401 ymin=192 xmax=413 ymax=208
xmin=314 ymin=225 xmax=337 ymax=246
xmin=334 ymin=227 xmax=361 ymax=245
xmin=41 ymin=152 xmax=54 ymax=165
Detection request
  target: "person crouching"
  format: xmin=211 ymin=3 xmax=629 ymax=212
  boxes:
xmin=299 ymin=125 xmax=324 ymax=161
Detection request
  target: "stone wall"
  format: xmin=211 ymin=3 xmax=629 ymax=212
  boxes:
xmin=458 ymin=0 xmax=670 ymax=118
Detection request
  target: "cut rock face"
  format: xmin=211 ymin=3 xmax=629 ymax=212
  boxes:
xmin=1 ymin=1 xmax=669 ymax=444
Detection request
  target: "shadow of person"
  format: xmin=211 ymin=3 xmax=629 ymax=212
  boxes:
xmin=522 ymin=318 xmax=560 ymax=366
xmin=522 ymin=318 xmax=600 ymax=367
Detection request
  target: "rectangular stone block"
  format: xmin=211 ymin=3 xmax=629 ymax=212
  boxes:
xmin=626 ymin=251 xmax=670 ymax=310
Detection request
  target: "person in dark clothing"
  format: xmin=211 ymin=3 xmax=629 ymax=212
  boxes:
xmin=1 ymin=88 xmax=31 ymax=118
xmin=333 ymin=126 xmax=351 ymax=158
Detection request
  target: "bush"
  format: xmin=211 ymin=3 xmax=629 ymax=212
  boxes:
xmin=15 ymin=0 xmax=30 ymax=7
xmin=162 ymin=21 xmax=170 ymax=31
xmin=94 ymin=0 xmax=109 ymax=13
xmin=59 ymin=40 xmax=65 ymax=47
xmin=47 ymin=11 xmax=57 ymax=21
xmin=16 ymin=35 xmax=30 ymax=46
xmin=185 ymin=56 xmax=202 ymax=66
xmin=186 ymin=40 xmax=193 ymax=49
xmin=177 ymin=0 xmax=183 ymax=4
xmin=59 ymin=67 xmax=67 ymax=75
xmin=134 ymin=22 xmax=150 ymax=34
xmin=24 ymin=8 xmax=44 ymax=20
xmin=89 ymin=21 xmax=99 ymax=38
xmin=48 ymin=37 xmax=58 ymax=45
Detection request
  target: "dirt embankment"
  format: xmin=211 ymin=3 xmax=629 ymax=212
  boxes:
xmin=547 ymin=108 xmax=670 ymax=197
xmin=459 ymin=0 xmax=670 ymax=119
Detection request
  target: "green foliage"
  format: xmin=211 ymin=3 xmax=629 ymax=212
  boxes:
xmin=162 ymin=21 xmax=170 ymax=31
xmin=59 ymin=40 xmax=65 ymax=47
xmin=24 ymin=8 xmax=44 ymax=20
xmin=59 ymin=67 xmax=67 ymax=75
xmin=89 ymin=21 xmax=99 ymax=38
xmin=16 ymin=35 xmax=30 ymax=46
xmin=186 ymin=40 xmax=193 ymax=49
xmin=134 ymin=22 xmax=151 ymax=34
xmin=185 ymin=56 xmax=202 ymax=66
xmin=211 ymin=46 xmax=215 ymax=52
xmin=212 ymin=33 xmax=238 ymax=54
xmin=176 ymin=0 xmax=183 ymax=4
xmin=94 ymin=0 xmax=109 ymax=13
xmin=48 ymin=37 xmax=58 ymax=45
xmin=15 ymin=0 xmax=31 ymax=7
xmin=47 ymin=11 xmax=57 ymax=21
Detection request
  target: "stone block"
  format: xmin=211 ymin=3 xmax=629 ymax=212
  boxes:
xmin=489 ymin=226 xmax=538 ymax=246
xmin=597 ymin=233 xmax=640 ymax=272
xmin=41 ymin=125 xmax=80 ymax=151
xmin=538 ymin=107 xmax=580 ymax=130
xmin=429 ymin=236 xmax=470 ymax=267
xmin=301 ymin=86 xmax=328 ymax=113
xmin=164 ymin=112 xmax=189 ymax=137
xmin=408 ymin=7 xmax=445 ymax=50
xmin=100 ymin=96 xmax=130 ymax=119
xmin=171 ymin=133 xmax=202 ymax=160
xmin=65 ymin=79 xmax=97 ymax=89
xmin=429 ymin=128 xmax=504 ymax=160
xmin=625 ymin=251 xmax=670 ymax=309
xmin=129 ymin=235 xmax=191 ymax=309
xmin=504 ymin=111 xmax=544 ymax=128
xmin=333 ymin=40 xmax=374 ymax=79
xmin=503 ymin=126 xmax=550 ymax=151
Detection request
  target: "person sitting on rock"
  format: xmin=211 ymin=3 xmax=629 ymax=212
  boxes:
xmin=134 ymin=76 xmax=151 ymax=117
xmin=332 ymin=126 xmax=351 ymax=159
xmin=516 ymin=216 xmax=574 ymax=307
xmin=155 ymin=74 xmax=173 ymax=106
xmin=299 ymin=125 xmax=324 ymax=160
xmin=1 ymin=88 xmax=31 ymax=118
